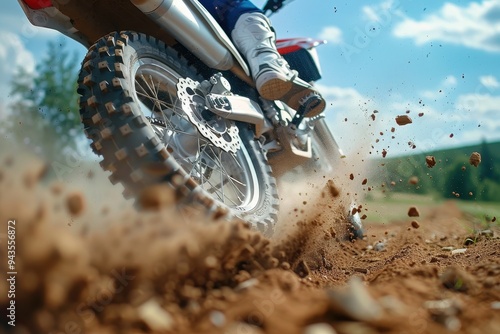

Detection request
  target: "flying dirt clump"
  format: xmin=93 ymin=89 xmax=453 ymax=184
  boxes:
xmin=408 ymin=206 xmax=420 ymax=217
xmin=395 ymin=115 xmax=412 ymax=126
xmin=0 ymin=153 xmax=283 ymax=333
xmin=425 ymin=156 xmax=436 ymax=168
xmin=469 ymin=152 xmax=481 ymax=167
xmin=66 ymin=192 xmax=86 ymax=216
xmin=408 ymin=176 xmax=419 ymax=185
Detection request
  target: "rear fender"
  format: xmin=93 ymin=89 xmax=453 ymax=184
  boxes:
xmin=277 ymin=38 xmax=326 ymax=82
xmin=17 ymin=0 xmax=88 ymax=46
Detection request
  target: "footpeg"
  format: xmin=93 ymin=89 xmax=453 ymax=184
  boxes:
xmin=290 ymin=93 xmax=323 ymax=127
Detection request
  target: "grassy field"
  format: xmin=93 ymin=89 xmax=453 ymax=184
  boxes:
xmin=363 ymin=191 xmax=500 ymax=226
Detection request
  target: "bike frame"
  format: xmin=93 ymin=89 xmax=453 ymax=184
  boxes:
xmin=18 ymin=0 xmax=345 ymax=173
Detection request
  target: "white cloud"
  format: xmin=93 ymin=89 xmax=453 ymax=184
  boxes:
xmin=315 ymin=82 xmax=500 ymax=156
xmin=420 ymin=75 xmax=458 ymax=100
xmin=362 ymin=0 xmax=403 ymax=23
xmin=0 ymin=32 xmax=36 ymax=73
xmin=0 ymin=31 xmax=36 ymax=118
xmin=456 ymin=93 xmax=500 ymax=116
xmin=442 ymin=76 xmax=458 ymax=88
xmin=479 ymin=75 xmax=500 ymax=89
xmin=393 ymin=0 xmax=500 ymax=52
xmin=318 ymin=26 xmax=343 ymax=44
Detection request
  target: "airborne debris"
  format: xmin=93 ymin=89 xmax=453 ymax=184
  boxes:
xmin=327 ymin=179 xmax=340 ymax=197
xmin=66 ymin=192 xmax=85 ymax=216
xmin=411 ymin=220 xmax=420 ymax=229
xmin=408 ymin=206 xmax=420 ymax=217
xmin=395 ymin=115 xmax=412 ymax=126
xmin=469 ymin=152 xmax=481 ymax=167
xmin=425 ymin=156 xmax=436 ymax=168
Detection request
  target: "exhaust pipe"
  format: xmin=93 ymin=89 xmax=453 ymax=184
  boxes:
xmin=131 ymin=0 xmax=234 ymax=70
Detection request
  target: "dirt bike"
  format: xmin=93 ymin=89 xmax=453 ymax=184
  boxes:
xmin=19 ymin=0 xmax=363 ymax=237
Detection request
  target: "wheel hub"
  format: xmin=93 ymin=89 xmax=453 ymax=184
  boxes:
xmin=177 ymin=77 xmax=240 ymax=153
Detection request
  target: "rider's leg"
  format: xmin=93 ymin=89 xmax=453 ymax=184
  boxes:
xmin=198 ymin=0 xmax=325 ymax=117
xmin=198 ymin=0 xmax=261 ymax=33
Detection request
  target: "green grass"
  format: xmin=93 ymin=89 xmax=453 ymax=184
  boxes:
xmin=456 ymin=201 xmax=500 ymax=224
xmin=363 ymin=191 xmax=500 ymax=225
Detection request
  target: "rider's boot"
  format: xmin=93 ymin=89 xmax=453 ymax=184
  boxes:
xmin=231 ymin=12 xmax=325 ymax=117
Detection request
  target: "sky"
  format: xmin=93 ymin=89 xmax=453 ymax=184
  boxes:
xmin=1 ymin=0 xmax=500 ymax=158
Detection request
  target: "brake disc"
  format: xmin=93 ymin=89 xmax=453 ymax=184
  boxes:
xmin=177 ymin=77 xmax=240 ymax=153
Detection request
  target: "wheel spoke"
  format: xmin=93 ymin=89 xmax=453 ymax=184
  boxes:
xmin=133 ymin=58 xmax=256 ymax=210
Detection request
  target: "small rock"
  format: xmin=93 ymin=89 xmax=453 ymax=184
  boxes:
xmin=411 ymin=221 xmax=420 ymax=229
xmin=408 ymin=176 xmax=419 ymax=185
xmin=425 ymin=156 xmax=436 ymax=168
xmin=303 ymin=323 xmax=337 ymax=334
xmin=442 ymin=246 xmax=455 ymax=251
xmin=353 ymin=267 xmax=369 ymax=274
xmin=395 ymin=115 xmax=413 ymax=126
xmin=209 ymin=311 xmax=226 ymax=327
xmin=408 ymin=206 xmax=420 ymax=217
xmin=463 ymin=237 xmax=475 ymax=246
xmin=374 ymin=241 xmax=386 ymax=251
xmin=327 ymin=277 xmax=383 ymax=322
xmin=138 ymin=299 xmax=174 ymax=331
xmin=480 ymin=230 xmax=494 ymax=238
xmin=469 ymin=152 xmax=481 ymax=167
xmin=235 ymin=278 xmax=259 ymax=292
xmin=451 ymin=248 xmax=467 ymax=255
xmin=66 ymin=192 xmax=86 ymax=216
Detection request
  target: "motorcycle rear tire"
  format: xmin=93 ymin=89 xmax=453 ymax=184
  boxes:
xmin=77 ymin=31 xmax=279 ymax=234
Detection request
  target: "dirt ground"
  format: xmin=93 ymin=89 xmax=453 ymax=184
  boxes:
xmin=1 ymin=153 xmax=499 ymax=334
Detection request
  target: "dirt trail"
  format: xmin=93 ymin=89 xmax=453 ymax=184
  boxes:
xmin=1 ymin=153 xmax=499 ymax=334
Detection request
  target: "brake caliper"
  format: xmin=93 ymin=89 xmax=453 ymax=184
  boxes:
xmin=177 ymin=74 xmax=240 ymax=153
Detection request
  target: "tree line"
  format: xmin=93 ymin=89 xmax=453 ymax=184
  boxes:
xmin=373 ymin=141 xmax=500 ymax=202
xmin=2 ymin=40 xmax=84 ymax=161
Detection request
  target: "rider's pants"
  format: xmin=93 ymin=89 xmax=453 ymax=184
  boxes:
xmin=198 ymin=0 xmax=262 ymax=34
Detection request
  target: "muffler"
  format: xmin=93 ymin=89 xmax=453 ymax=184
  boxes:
xmin=131 ymin=0 xmax=234 ymax=70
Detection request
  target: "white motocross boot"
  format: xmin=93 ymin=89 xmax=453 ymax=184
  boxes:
xmin=231 ymin=12 xmax=325 ymax=117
